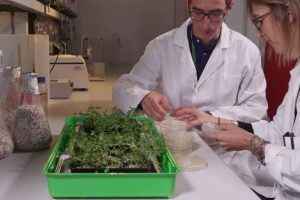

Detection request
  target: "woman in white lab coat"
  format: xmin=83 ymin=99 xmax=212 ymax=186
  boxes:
xmin=180 ymin=0 xmax=300 ymax=199
xmin=113 ymin=0 xmax=267 ymax=123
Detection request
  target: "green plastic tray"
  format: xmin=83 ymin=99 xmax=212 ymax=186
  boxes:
xmin=43 ymin=116 xmax=181 ymax=198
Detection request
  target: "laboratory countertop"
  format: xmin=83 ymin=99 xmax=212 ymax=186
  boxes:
xmin=0 ymin=127 xmax=259 ymax=200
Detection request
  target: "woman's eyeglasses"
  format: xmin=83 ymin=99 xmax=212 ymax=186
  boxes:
xmin=252 ymin=12 xmax=271 ymax=32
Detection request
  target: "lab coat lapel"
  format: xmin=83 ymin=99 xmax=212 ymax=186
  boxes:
xmin=288 ymin=61 xmax=300 ymax=132
xmin=173 ymin=19 xmax=198 ymax=86
xmin=184 ymin=52 xmax=198 ymax=86
xmin=182 ymin=40 xmax=198 ymax=86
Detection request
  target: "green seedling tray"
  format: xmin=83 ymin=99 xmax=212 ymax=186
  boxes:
xmin=43 ymin=116 xmax=181 ymax=198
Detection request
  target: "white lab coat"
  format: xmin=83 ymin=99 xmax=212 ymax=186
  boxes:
xmin=112 ymin=19 xmax=272 ymax=196
xmin=112 ymin=19 xmax=267 ymax=122
xmin=252 ymin=60 xmax=300 ymax=200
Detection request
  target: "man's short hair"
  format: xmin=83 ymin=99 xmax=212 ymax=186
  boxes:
xmin=188 ymin=0 xmax=232 ymax=7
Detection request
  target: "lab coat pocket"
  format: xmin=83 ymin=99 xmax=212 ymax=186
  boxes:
xmin=283 ymin=133 xmax=300 ymax=150
xmin=292 ymin=136 xmax=300 ymax=150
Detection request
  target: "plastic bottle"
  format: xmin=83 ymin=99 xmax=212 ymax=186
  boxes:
xmin=37 ymin=76 xmax=48 ymax=115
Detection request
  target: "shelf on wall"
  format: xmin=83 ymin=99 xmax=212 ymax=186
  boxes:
xmin=0 ymin=0 xmax=74 ymax=21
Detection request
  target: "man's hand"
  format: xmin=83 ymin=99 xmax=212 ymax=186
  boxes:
xmin=172 ymin=107 xmax=217 ymax=130
xmin=141 ymin=91 xmax=172 ymax=121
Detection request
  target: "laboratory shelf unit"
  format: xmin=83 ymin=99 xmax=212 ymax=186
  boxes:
xmin=1 ymin=0 xmax=71 ymax=21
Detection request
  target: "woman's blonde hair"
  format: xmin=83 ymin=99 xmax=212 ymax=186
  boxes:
xmin=247 ymin=0 xmax=300 ymax=60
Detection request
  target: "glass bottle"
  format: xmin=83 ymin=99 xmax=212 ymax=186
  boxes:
xmin=37 ymin=76 xmax=48 ymax=115
xmin=13 ymin=72 xmax=52 ymax=151
xmin=0 ymin=108 xmax=14 ymax=159
xmin=0 ymin=66 xmax=21 ymax=133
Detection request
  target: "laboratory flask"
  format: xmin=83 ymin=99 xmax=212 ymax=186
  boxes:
xmin=13 ymin=72 xmax=52 ymax=151
xmin=0 ymin=66 xmax=21 ymax=132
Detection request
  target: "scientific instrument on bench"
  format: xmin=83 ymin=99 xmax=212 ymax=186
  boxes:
xmin=49 ymin=54 xmax=89 ymax=90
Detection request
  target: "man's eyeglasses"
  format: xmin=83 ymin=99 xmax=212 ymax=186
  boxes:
xmin=252 ymin=12 xmax=271 ymax=32
xmin=189 ymin=8 xmax=227 ymax=22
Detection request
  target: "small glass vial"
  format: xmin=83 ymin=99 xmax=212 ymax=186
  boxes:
xmin=37 ymin=76 xmax=48 ymax=115
xmin=13 ymin=72 xmax=52 ymax=151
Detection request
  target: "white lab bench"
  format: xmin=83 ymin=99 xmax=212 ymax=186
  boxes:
xmin=0 ymin=122 xmax=259 ymax=200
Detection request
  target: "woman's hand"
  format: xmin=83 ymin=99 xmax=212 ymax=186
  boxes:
xmin=172 ymin=107 xmax=217 ymax=130
xmin=203 ymin=124 xmax=253 ymax=151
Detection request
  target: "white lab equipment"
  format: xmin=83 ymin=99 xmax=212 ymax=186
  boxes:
xmin=49 ymin=54 xmax=89 ymax=90
xmin=50 ymin=79 xmax=73 ymax=99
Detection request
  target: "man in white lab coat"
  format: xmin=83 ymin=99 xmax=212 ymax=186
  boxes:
xmin=113 ymin=0 xmax=274 ymax=198
xmin=113 ymin=0 xmax=267 ymax=122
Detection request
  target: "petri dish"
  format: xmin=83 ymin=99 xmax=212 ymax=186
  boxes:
xmin=174 ymin=154 xmax=207 ymax=172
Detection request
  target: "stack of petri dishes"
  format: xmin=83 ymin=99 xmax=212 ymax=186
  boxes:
xmin=160 ymin=118 xmax=207 ymax=172
xmin=160 ymin=119 xmax=194 ymax=154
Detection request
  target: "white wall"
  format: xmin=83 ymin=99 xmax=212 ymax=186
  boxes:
xmin=68 ymin=0 xmax=188 ymax=66
xmin=0 ymin=12 xmax=29 ymax=98
xmin=0 ymin=0 xmax=260 ymax=72
xmin=226 ymin=0 xmax=261 ymax=48
xmin=226 ymin=0 xmax=247 ymax=34
xmin=68 ymin=0 xmax=262 ymax=69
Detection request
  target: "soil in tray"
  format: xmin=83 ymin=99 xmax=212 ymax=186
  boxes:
xmin=70 ymin=164 xmax=156 ymax=173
